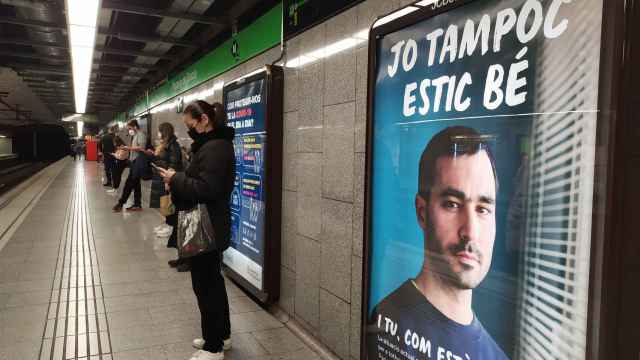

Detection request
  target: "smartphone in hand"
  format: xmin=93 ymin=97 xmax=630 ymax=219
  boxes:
xmin=150 ymin=163 xmax=166 ymax=172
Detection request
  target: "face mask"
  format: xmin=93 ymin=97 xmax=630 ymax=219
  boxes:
xmin=187 ymin=127 xmax=199 ymax=140
xmin=128 ymin=129 xmax=135 ymax=136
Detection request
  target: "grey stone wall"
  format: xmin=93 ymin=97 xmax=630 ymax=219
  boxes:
xmin=144 ymin=1 xmax=416 ymax=358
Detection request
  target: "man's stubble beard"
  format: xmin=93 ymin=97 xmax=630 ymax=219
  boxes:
xmin=423 ymin=215 xmax=486 ymax=290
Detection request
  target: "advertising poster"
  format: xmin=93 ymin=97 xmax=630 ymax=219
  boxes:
xmin=364 ymin=0 xmax=602 ymax=359
xmin=224 ymin=77 xmax=267 ymax=290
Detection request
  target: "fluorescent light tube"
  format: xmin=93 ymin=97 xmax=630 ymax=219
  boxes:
xmin=66 ymin=0 xmax=100 ymax=114
xmin=67 ymin=0 xmax=100 ymax=27
xmin=373 ymin=6 xmax=420 ymax=28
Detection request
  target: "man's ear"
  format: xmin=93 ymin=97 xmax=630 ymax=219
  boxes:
xmin=415 ymin=193 xmax=428 ymax=231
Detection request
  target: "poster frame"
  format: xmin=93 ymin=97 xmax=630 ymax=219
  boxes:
xmin=221 ymin=65 xmax=284 ymax=304
xmin=359 ymin=0 xmax=610 ymax=359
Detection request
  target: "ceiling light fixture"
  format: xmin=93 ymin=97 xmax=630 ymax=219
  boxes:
xmin=65 ymin=0 xmax=101 ymax=114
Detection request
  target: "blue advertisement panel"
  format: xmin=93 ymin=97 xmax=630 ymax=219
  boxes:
xmin=224 ymin=77 xmax=267 ymax=291
xmin=365 ymin=0 xmax=602 ymax=359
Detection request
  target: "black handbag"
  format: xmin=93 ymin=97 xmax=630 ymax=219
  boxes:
xmin=177 ymin=204 xmax=217 ymax=258
xmin=131 ymin=154 xmax=153 ymax=180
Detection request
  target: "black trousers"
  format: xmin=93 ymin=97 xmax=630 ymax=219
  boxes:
xmin=112 ymin=160 xmax=126 ymax=189
xmin=103 ymin=154 xmax=114 ymax=185
xmin=118 ymin=171 xmax=141 ymax=207
xmin=190 ymin=251 xmax=231 ymax=353
xmin=166 ymin=213 xmax=178 ymax=248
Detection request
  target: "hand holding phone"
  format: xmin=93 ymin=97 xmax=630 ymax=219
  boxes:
xmin=151 ymin=163 xmax=166 ymax=172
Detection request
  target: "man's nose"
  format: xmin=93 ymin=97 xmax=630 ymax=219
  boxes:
xmin=459 ymin=206 xmax=480 ymax=243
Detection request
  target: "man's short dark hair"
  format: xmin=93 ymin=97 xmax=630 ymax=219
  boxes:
xmin=127 ymin=119 xmax=139 ymax=129
xmin=418 ymin=126 xmax=498 ymax=197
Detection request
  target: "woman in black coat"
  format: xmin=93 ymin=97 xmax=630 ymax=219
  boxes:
xmin=144 ymin=123 xmax=183 ymax=251
xmin=158 ymin=100 xmax=235 ymax=360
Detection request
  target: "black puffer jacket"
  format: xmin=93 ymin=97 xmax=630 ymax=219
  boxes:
xmin=149 ymin=136 xmax=183 ymax=208
xmin=170 ymin=126 xmax=236 ymax=251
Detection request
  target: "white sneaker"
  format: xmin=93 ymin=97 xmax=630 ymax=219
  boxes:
xmin=192 ymin=338 xmax=231 ymax=351
xmin=188 ymin=350 xmax=224 ymax=360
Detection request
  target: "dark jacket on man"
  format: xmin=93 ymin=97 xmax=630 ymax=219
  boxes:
xmin=170 ymin=126 xmax=236 ymax=251
xmin=100 ymin=133 xmax=115 ymax=155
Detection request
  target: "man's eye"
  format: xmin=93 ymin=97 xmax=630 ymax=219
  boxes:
xmin=443 ymin=201 xmax=460 ymax=209
xmin=477 ymin=206 xmax=492 ymax=215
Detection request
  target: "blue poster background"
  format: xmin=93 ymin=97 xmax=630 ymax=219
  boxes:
xmin=226 ymin=78 xmax=267 ymax=269
xmin=368 ymin=0 xmax=537 ymax=355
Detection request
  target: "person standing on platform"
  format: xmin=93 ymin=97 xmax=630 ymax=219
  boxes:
xmin=108 ymin=133 xmax=127 ymax=194
xmin=74 ymin=141 xmax=83 ymax=160
xmin=144 ymin=123 xmax=184 ymax=257
xmin=100 ymin=126 xmax=116 ymax=187
xmin=158 ymin=100 xmax=234 ymax=360
xmin=112 ymin=119 xmax=146 ymax=212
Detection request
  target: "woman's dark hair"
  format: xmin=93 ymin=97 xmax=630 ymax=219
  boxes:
xmin=127 ymin=119 xmax=139 ymax=129
xmin=158 ymin=122 xmax=175 ymax=141
xmin=183 ymin=100 xmax=227 ymax=129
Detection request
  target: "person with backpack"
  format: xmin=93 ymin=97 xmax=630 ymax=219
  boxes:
xmin=157 ymin=100 xmax=234 ymax=360
xmin=113 ymin=119 xmax=147 ymax=212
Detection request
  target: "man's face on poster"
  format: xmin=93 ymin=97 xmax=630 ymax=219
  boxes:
xmin=416 ymin=151 xmax=497 ymax=290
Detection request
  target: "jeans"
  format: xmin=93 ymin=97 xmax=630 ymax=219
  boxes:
xmin=118 ymin=171 xmax=141 ymax=207
xmin=190 ymin=251 xmax=231 ymax=353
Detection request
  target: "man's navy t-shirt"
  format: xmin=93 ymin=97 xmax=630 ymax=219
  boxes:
xmin=367 ymin=280 xmax=508 ymax=360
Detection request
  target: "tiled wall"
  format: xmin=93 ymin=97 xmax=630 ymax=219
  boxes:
xmin=145 ymin=1 xmax=415 ymax=358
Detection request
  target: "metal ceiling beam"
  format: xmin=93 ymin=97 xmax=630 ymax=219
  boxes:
xmin=12 ymin=65 xmax=150 ymax=80
xmin=17 ymin=68 xmax=70 ymax=76
xmin=33 ymin=88 xmax=71 ymax=93
xmin=96 ymin=60 xmax=158 ymax=70
xmin=29 ymin=85 xmax=72 ymax=89
xmin=0 ymin=50 xmax=68 ymax=62
xmin=101 ymin=1 xmax=228 ymax=26
xmin=33 ymin=91 xmax=71 ymax=96
xmin=94 ymin=46 xmax=173 ymax=59
xmin=89 ymin=89 xmax=129 ymax=93
xmin=0 ymin=37 xmax=68 ymax=51
xmin=0 ymin=39 xmax=173 ymax=59
xmin=90 ymin=81 xmax=140 ymax=87
xmin=0 ymin=16 xmax=66 ymax=30
xmin=0 ymin=51 xmax=160 ymax=72
xmin=0 ymin=16 xmax=198 ymax=47
xmin=98 ymin=28 xmax=196 ymax=48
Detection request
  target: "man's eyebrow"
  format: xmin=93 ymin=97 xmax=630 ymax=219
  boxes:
xmin=479 ymin=195 xmax=496 ymax=205
xmin=439 ymin=187 xmax=466 ymax=200
xmin=439 ymin=187 xmax=496 ymax=205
